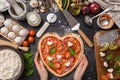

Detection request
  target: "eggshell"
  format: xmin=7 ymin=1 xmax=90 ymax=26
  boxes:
xmin=19 ymin=29 xmax=28 ymax=37
xmin=0 ymin=27 xmax=8 ymax=35
xmin=4 ymin=19 xmax=13 ymax=28
xmin=8 ymin=32 xmax=16 ymax=39
xmin=14 ymin=36 xmax=23 ymax=45
xmin=12 ymin=25 xmax=20 ymax=32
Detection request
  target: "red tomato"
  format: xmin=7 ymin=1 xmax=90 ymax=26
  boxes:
xmin=22 ymin=40 xmax=29 ymax=47
xmin=54 ymin=63 xmax=61 ymax=69
xmin=65 ymin=52 xmax=71 ymax=59
xmin=28 ymin=36 xmax=35 ymax=43
xmin=29 ymin=29 xmax=36 ymax=36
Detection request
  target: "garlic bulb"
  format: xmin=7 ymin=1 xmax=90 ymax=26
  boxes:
xmin=30 ymin=0 xmax=39 ymax=8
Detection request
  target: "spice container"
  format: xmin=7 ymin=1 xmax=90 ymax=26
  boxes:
xmin=27 ymin=12 xmax=41 ymax=27
xmin=97 ymin=13 xmax=114 ymax=29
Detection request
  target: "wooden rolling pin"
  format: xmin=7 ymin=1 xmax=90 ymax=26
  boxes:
xmin=0 ymin=40 xmax=29 ymax=51
xmin=78 ymin=30 xmax=93 ymax=47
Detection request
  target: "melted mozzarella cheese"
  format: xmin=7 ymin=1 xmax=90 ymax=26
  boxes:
xmin=56 ymin=55 xmax=62 ymax=59
xmin=103 ymin=62 xmax=108 ymax=67
xmin=47 ymin=41 xmax=53 ymax=46
xmin=107 ymin=68 xmax=113 ymax=73
xmin=67 ymin=41 xmax=73 ymax=47
xmin=110 ymin=73 xmax=114 ymax=79
xmin=65 ymin=61 xmax=71 ymax=67
xmin=47 ymin=56 xmax=53 ymax=61
xmin=100 ymin=52 xmax=105 ymax=57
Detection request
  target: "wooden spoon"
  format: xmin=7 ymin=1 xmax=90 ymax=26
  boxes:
xmin=0 ymin=39 xmax=29 ymax=52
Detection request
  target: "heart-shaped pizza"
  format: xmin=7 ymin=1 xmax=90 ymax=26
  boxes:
xmin=38 ymin=33 xmax=84 ymax=77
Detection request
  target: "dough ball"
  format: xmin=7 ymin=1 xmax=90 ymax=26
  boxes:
xmin=0 ymin=27 xmax=8 ymax=35
xmin=12 ymin=25 xmax=20 ymax=32
xmin=4 ymin=19 xmax=13 ymax=28
xmin=8 ymin=32 xmax=16 ymax=39
xmin=14 ymin=36 xmax=23 ymax=45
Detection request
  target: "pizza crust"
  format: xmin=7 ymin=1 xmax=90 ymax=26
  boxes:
xmin=38 ymin=32 xmax=84 ymax=77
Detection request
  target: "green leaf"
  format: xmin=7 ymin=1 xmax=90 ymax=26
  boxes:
xmin=114 ymin=55 xmax=120 ymax=62
xmin=114 ymin=62 xmax=119 ymax=70
xmin=24 ymin=69 xmax=34 ymax=76
xmin=23 ymin=50 xmax=34 ymax=76
xmin=48 ymin=62 xmax=54 ymax=68
xmin=23 ymin=50 xmax=32 ymax=59
xmin=69 ymin=47 xmax=76 ymax=56
xmin=106 ymin=53 xmax=112 ymax=61
xmin=115 ymin=71 xmax=120 ymax=74
xmin=50 ymin=47 xmax=56 ymax=54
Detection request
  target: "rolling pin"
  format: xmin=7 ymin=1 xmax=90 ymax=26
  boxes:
xmin=0 ymin=40 xmax=29 ymax=51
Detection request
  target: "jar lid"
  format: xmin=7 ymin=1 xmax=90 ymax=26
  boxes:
xmin=28 ymin=13 xmax=37 ymax=22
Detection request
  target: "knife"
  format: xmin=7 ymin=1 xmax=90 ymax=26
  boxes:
xmin=62 ymin=10 xmax=93 ymax=47
xmin=0 ymin=39 xmax=29 ymax=51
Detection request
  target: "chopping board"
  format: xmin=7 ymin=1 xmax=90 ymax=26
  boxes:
xmin=94 ymin=29 xmax=120 ymax=80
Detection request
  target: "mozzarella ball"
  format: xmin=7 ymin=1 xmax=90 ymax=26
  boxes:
xmin=0 ymin=27 xmax=8 ymax=35
xmin=14 ymin=36 xmax=23 ymax=45
xmin=19 ymin=29 xmax=28 ymax=37
xmin=12 ymin=25 xmax=20 ymax=32
xmin=4 ymin=19 xmax=13 ymax=28
xmin=8 ymin=32 xmax=16 ymax=39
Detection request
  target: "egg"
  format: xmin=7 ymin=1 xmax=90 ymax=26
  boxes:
xmin=12 ymin=25 xmax=20 ymax=32
xmin=0 ymin=27 xmax=8 ymax=35
xmin=14 ymin=36 xmax=23 ymax=45
xmin=4 ymin=19 xmax=13 ymax=28
xmin=19 ymin=29 xmax=28 ymax=37
xmin=8 ymin=32 xmax=16 ymax=39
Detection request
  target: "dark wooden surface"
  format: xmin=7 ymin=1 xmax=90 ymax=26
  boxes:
xmin=0 ymin=2 xmax=118 ymax=80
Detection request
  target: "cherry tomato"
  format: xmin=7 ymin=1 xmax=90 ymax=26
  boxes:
xmin=65 ymin=52 xmax=71 ymax=59
xmin=28 ymin=36 xmax=35 ymax=43
xmin=22 ymin=40 xmax=29 ymax=47
xmin=54 ymin=63 xmax=61 ymax=69
xmin=29 ymin=29 xmax=36 ymax=36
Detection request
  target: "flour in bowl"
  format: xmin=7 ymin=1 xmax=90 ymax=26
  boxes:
xmin=0 ymin=49 xmax=22 ymax=79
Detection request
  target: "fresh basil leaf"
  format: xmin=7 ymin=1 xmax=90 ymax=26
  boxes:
xmin=114 ymin=55 xmax=120 ymax=62
xmin=48 ymin=62 xmax=54 ymax=68
xmin=23 ymin=50 xmax=34 ymax=76
xmin=23 ymin=50 xmax=32 ymax=59
xmin=50 ymin=47 xmax=56 ymax=54
xmin=114 ymin=62 xmax=119 ymax=70
xmin=69 ymin=47 xmax=76 ymax=56
xmin=24 ymin=69 xmax=34 ymax=76
xmin=115 ymin=71 xmax=120 ymax=74
xmin=106 ymin=53 xmax=112 ymax=61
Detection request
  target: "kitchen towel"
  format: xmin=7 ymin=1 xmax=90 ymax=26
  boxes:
xmin=89 ymin=0 xmax=120 ymax=28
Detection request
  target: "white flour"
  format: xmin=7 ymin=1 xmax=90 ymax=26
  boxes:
xmin=0 ymin=49 xmax=22 ymax=80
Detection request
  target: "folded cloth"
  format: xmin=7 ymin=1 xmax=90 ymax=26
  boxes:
xmin=89 ymin=0 xmax=120 ymax=28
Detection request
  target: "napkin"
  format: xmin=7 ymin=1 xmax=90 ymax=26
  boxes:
xmin=89 ymin=0 xmax=120 ymax=28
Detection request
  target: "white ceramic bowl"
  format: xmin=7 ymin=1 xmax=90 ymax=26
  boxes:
xmin=8 ymin=1 xmax=27 ymax=20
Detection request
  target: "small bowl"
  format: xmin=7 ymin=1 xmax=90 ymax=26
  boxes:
xmin=8 ymin=1 xmax=27 ymax=20
xmin=97 ymin=13 xmax=115 ymax=29
xmin=0 ymin=0 xmax=10 ymax=12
